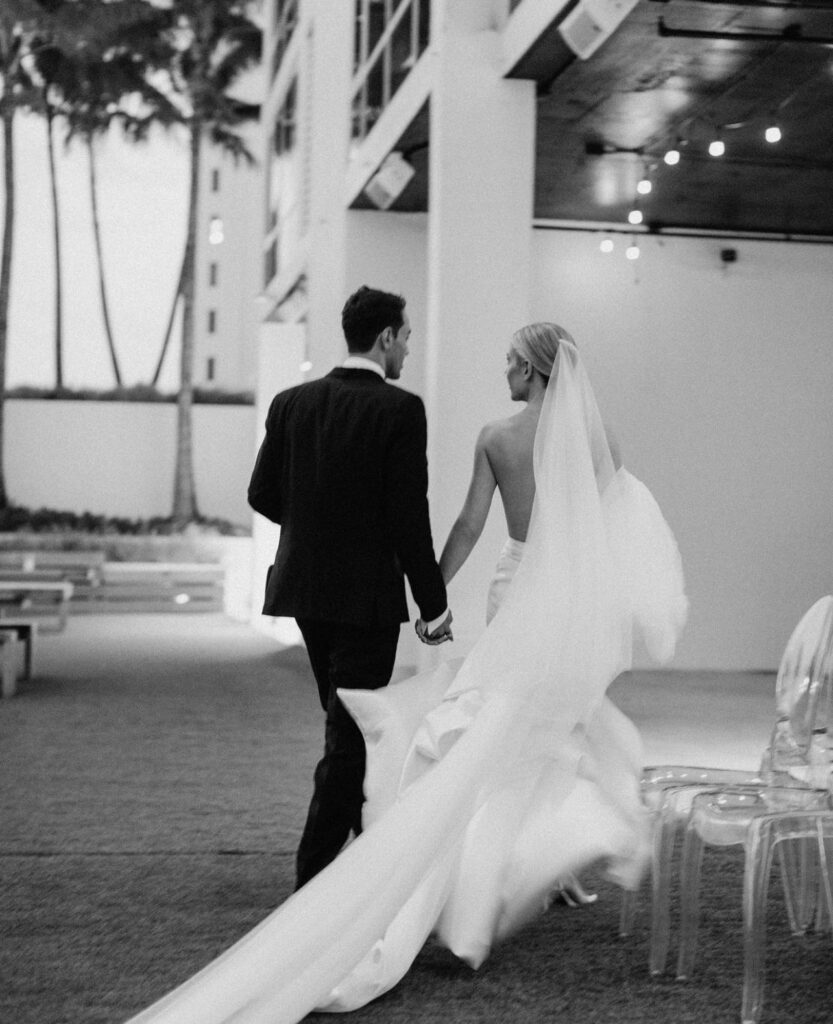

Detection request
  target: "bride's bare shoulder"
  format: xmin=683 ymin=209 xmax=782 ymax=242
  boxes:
xmin=478 ymin=413 xmax=527 ymax=450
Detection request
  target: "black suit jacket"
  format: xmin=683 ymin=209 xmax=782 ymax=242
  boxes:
xmin=248 ymin=367 xmax=447 ymax=628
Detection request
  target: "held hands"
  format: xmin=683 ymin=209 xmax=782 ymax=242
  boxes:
xmin=415 ymin=610 xmax=454 ymax=645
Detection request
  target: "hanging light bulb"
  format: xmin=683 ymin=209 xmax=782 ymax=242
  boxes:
xmin=765 ymin=122 xmax=782 ymax=144
xmin=626 ymin=241 xmax=640 ymax=260
xmin=708 ymin=132 xmax=725 ymax=157
xmin=628 ymin=208 xmax=643 ymax=225
xmin=600 ymin=237 xmax=614 ymax=254
xmin=637 ymin=177 xmax=652 ymax=195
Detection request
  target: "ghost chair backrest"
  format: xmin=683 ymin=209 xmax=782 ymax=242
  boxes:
xmin=761 ymin=595 xmax=833 ymax=780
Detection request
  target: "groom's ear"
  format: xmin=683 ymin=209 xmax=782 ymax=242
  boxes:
xmin=378 ymin=326 xmax=393 ymax=349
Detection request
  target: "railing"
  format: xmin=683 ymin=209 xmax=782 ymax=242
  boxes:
xmin=351 ymin=0 xmax=431 ymax=143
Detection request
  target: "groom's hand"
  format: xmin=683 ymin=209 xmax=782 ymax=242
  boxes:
xmin=416 ymin=610 xmax=453 ymax=645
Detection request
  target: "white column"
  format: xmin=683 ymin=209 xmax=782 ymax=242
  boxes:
xmin=304 ymin=0 xmax=355 ymax=375
xmin=250 ymin=323 xmax=305 ymax=644
xmin=425 ymin=0 xmax=537 ymax=658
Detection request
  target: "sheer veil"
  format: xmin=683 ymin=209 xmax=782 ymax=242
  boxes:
xmin=124 ymin=340 xmax=687 ymax=1024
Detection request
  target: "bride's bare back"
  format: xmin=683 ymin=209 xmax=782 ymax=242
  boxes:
xmin=439 ymin=402 xmax=621 ymax=586
xmin=481 ymin=407 xmax=540 ymax=542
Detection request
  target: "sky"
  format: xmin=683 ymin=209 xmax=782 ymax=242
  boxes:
xmin=2 ymin=111 xmax=190 ymax=391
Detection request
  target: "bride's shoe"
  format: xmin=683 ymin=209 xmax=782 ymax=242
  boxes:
xmin=549 ymin=874 xmax=598 ymax=908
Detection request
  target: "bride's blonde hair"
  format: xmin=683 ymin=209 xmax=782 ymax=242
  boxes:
xmin=512 ymin=322 xmax=575 ymax=380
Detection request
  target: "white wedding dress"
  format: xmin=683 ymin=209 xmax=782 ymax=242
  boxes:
xmin=126 ymin=343 xmax=688 ymax=1024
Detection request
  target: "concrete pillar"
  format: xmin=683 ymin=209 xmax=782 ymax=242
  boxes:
xmin=425 ymin=0 xmax=537 ymax=658
xmin=304 ymin=0 xmax=355 ymax=375
xmin=250 ymin=323 xmax=305 ymax=644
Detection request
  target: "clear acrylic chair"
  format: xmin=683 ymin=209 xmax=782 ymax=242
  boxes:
xmin=677 ymin=797 xmax=833 ymax=1024
xmin=622 ymin=596 xmax=833 ymax=978
xmin=741 ymin=809 xmax=833 ymax=1024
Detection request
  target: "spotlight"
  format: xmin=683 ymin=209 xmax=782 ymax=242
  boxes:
xmin=765 ymin=123 xmax=782 ymax=144
xmin=600 ymin=238 xmax=614 ymax=253
xmin=664 ymin=146 xmax=680 ymax=166
xmin=708 ymin=136 xmax=725 ymax=157
xmin=637 ymin=177 xmax=652 ymax=195
xmin=628 ymin=209 xmax=643 ymax=225
xmin=626 ymin=243 xmax=640 ymax=261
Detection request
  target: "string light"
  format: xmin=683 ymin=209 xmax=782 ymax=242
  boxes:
xmin=663 ymin=143 xmax=681 ymax=166
xmin=708 ymin=133 xmax=725 ymax=157
xmin=626 ymin=240 xmax=640 ymax=260
xmin=636 ymin=177 xmax=652 ymax=195
xmin=628 ymin=208 xmax=643 ymax=225
xmin=764 ymin=122 xmax=782 ymax=143
xmin=599 ymin=237 xmax=614 ymax=254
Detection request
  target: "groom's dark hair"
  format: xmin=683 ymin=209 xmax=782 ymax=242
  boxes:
xmin=342 ymin=286 xmax=406 ymax=353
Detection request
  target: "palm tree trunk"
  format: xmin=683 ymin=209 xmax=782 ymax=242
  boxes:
xmin=0 ymin=105 xmax=15 ymax=509
xmin=45 ymin=102 xmax=63 ymax=390
xmin=171 ymin=120 xmax=201 ymax=526
xmin=87 ymin=133 xmax=121 ymax=387
xmin=150 ymin=246 xmax=185 ymax=387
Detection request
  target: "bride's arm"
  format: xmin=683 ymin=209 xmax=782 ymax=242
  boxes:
xmin=439 ymin=428 xmax=497 ymax=585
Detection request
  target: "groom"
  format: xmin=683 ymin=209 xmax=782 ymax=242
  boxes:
xmin=248 ymin=285 xmax=452 ymax=888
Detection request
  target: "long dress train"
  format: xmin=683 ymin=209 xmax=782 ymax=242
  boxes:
xmin=125 ymin=341 xmax=687 ymax=1023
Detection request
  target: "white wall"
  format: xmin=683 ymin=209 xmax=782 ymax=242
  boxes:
xmin=6 ymin=400 xmax=256 ymax=527
xmin=531 ymin=229 xmax=833 ymax=670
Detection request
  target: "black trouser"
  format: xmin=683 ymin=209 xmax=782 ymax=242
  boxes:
xmin=294 ymin=618 xmax=399 ymax=889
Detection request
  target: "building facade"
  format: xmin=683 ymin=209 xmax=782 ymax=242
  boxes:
xmin=251 ymin=0 xmax=833 ymax=672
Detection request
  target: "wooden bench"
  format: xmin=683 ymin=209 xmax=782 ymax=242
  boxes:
xmin=0 ymin=579 xmax=74 ymax=632
xmin=79 ymin=563 xmax=224 ymax=614
xmin=0 ymin=551 xmax=103 ymax=608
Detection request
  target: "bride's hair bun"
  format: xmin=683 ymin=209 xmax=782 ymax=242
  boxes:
xmin=512 ymin=322 xmax=575 ymax=379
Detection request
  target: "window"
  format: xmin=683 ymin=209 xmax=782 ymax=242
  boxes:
xmin=209 ymin=262 xmax=218 ymax=287
xmin=352 ymin=0 xmax=430 ymax=141
xmin=211 ymin=168 xmax=220 ymax=192
xmin=209 ymin=216 xmax=224 ymax=245
xmin=208 ymin=310 xmax=217 ymax=334
xmin=206 ymin=357 xmax=215 ymax=382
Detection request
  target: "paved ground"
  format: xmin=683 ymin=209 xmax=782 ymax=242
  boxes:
xmin=4 ymin=613 xmax=814 ymax=1024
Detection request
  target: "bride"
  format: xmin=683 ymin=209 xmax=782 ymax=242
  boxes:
xmin=126 ymin=323 xmax=687 ymax=1024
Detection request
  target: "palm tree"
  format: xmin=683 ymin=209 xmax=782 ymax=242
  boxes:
xmin=55 ymin=0 xmax=172 ymax=388
xmin=0 ymin=0 xmax=45 ymax=509
xmin=147 ymin=0 xmax=261 ymax=526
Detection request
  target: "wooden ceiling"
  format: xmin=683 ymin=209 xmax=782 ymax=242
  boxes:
xmin=355 ymin=1 xmax=833 ymax=237
xmin=525 ymin=0 xmax=833 ymax=236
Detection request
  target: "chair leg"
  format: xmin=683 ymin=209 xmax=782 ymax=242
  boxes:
xmin=619 ymin=887 xmax=637 ymax=937
xmin=814 ymin=828 xmax=833 ymax=934
xmin=741 ymin=822 xmax=776 ymax=1024
xmin=675 ymin=822 xmax=705 ymax=980
xmin=777 ymin=836 xmax=817 ymax=935
xmin=649 ymin=807 xmax=679 ymax=975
